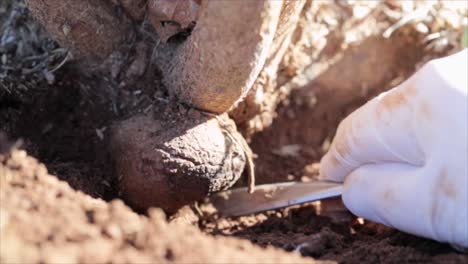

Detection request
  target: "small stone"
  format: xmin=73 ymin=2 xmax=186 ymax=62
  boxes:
xmin=62 ymin=24 xmax=71 ymax=36
xmin=103 ymin=223 xmax=122 ymax=239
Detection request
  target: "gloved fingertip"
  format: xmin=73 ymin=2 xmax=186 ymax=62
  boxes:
xmin=319 ymin=150 xmax=354 ymax=183
xmin=341 ymin=165 xmax=397 ymax=227
xmin=341 ymin=171 xmax=373 ymax=218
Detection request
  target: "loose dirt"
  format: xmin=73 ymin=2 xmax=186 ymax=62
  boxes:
xmin=1 ymin=1 xmax=467 ymax=263
xmin=0 ymin=148 xmax=312 ymax=263
xmin=198 ymin=33 xmax=467 ymax=263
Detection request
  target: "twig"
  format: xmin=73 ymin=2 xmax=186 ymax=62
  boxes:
xmin=215 ymin=115 xmax=256 ymax=194
xmin=383 ymin=3 xmax=435 ymax=38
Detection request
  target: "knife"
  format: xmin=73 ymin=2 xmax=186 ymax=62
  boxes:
xmin=209 ymin=181 xmax=343 ymax=217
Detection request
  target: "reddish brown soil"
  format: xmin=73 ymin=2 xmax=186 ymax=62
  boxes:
xmin=0 ymin=148 xmax=312 ymax=263
xmin=250 ymin=35 xmax=429 ymax=186
xmin=199 ymin=35 xmax=467 ymax=264
xmin=201 ymin=205 xmax=467 ymax=263
xmin=2 ymin=2 xmax=468 ymax=263
xmin=2 ymin=38 xmax=467 ymax=263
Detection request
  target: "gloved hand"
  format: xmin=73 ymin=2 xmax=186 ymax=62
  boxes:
xmin=320 ymin=49 xmax=468 ymax=249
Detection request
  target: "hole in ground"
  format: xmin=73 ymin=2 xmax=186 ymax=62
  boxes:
xmin=0 ymin=69 xmax=120 ymax=200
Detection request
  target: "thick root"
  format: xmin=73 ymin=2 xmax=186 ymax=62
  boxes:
xmin=110 ymin=103 xmax=246 ymax=213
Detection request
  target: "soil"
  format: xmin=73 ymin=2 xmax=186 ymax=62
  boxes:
xmin=200 ymin=32 xmax=467 ymax=264
xmin=1 ymin=1 xmax=467 ymax=263
xmin=200 ymin=206 xmax=467 ymax=263
xmin=0 ymin=149 xmax=310 ymax=264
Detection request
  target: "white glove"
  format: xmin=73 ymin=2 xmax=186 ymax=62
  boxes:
xmin=320 ymin=49 xmax=468 ymax=249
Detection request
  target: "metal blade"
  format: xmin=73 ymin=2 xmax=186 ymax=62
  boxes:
xmin=209 ymin=181 xmax=343 ymax=217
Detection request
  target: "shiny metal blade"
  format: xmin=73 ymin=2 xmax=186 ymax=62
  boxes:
xmin=209 ymin=181 xmax=343 ymax=217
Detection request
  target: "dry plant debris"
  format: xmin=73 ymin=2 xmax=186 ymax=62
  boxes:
xmin=0 ymin=0 xmax=67 ymax=102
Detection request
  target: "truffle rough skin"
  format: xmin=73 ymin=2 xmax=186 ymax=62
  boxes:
xmin=111 ymin=104 xmax=246 ymax=213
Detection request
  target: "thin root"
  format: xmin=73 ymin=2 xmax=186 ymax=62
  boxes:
xmin=215 ymin=115 xmax=256 ymax=193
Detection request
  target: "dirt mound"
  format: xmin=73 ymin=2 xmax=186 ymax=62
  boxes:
xmin=0 ymin=147 xmax=313 ymax=263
